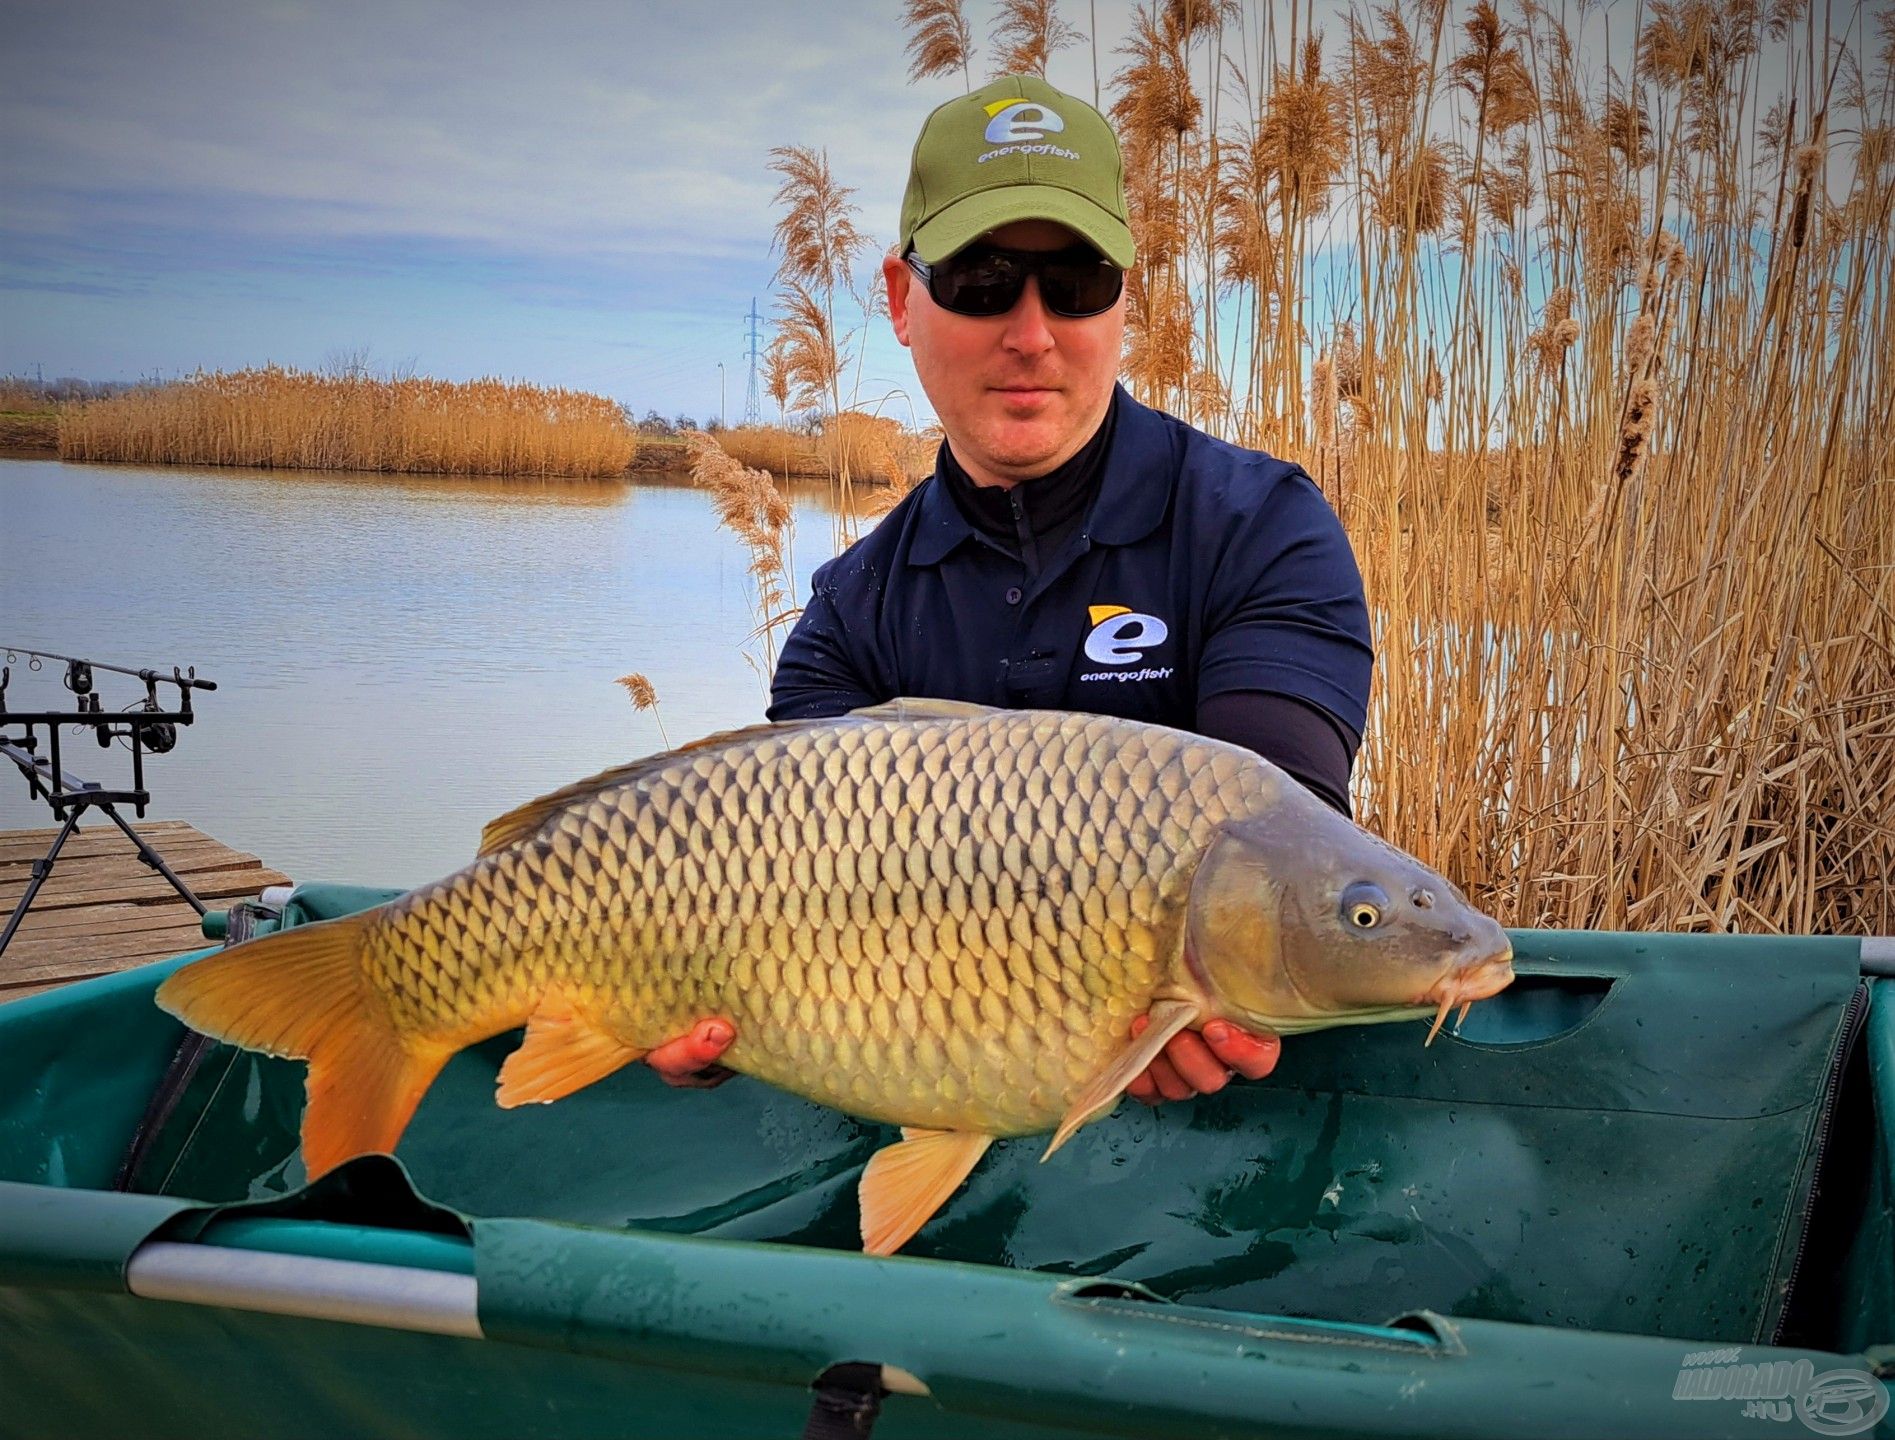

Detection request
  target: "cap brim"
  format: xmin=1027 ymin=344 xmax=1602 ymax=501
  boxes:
xmin=912 ymin=185 xmax=1135 ymax=269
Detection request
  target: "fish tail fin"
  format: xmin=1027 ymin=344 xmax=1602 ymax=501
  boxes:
xmin=155 ymin=911 xmax=451 ymax=1179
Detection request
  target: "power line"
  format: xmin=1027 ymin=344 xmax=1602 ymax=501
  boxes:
xmin=742 ymin=298 xmax=763 ymax=425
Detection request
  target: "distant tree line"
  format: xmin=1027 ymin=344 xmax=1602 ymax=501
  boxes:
xmin=624 ymin=407 xmax=828 ymax=438
xmin=0 ymin=375 xmax=144 ymax=407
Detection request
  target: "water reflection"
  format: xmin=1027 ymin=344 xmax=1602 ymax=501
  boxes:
xmin=0 ymin=457 xmax=842 ymax=888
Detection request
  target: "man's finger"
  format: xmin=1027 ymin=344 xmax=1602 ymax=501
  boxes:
xmin=1202 ymin=1021 xmax=1281 ymax=1079
xmin=1162 ymin=1029 xmax=1232 ymax=1094
xmin=1127 ymin=1072 xmax=1160 ymax=1106
xmin=1145 ymin=1052 xmax=1193 ymax=1102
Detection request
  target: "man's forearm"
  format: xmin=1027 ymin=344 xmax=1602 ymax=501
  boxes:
xmin=1196 ymin=690 xmax=1357 ymax=816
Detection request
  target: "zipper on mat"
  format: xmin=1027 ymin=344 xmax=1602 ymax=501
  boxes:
xmin=1771 ymin=980 xmax=1872 ymax=1345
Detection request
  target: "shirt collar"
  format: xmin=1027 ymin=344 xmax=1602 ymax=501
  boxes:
xmin=906 ymin=385 xmax=1172 ymax=566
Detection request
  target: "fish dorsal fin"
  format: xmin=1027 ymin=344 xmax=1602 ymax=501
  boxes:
xmin=476 ymin=718 xmax=829 ymax=857
xmin=849 ymin=697 xmax=1000 ymax=722
xmin=495 ymin=989 xmax=647 ymax=1107
xmin=859 ymin=1128 xmax=995 ymax=1256
xmin=1043 ymin=999 xmax=1202 ymax=1161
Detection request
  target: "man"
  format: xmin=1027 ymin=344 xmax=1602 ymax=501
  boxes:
xmin=647 ymin=76 xmax=1373 ymax=1106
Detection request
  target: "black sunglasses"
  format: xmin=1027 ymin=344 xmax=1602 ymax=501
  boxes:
xmin=905 ymin=243 xmax=1124 ymax=319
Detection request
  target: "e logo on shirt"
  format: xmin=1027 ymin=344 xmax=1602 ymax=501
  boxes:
xmin=1083 ymin=604 xmax=1170 ymax=666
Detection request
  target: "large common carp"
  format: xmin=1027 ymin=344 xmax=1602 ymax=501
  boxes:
xmin=158 ymin=699 xmax=1513 ymax=1254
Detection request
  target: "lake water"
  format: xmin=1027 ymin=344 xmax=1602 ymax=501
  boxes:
xmin=0 ymin=457 xmax=842 ymax=889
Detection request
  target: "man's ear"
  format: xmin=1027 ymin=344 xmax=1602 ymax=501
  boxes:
xmin=883 ymin=251 xmax=914 ymax=348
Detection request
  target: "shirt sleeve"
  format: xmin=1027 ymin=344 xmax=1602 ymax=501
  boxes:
xmin=1197 ymin=690 xmax=1358 ymax=816
xmin=766 ymin=564 xmax=882 ymax=721
xmin=1196 ymin=469 xmax=1373 ymax=739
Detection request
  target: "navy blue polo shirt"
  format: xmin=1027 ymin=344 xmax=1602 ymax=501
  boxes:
xmin=766 ymin=387 xmax=1372 ymax=742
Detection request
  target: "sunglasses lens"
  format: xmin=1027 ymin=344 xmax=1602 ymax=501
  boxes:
xmin=930 ymin=252 xmax=1025 ymax=316
xmin=1039 ymin=255 xmax=1123 ymax=317
xmin=923 ymin=246 xmax=1123 ymax=319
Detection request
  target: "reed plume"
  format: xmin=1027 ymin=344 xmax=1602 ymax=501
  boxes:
xmin=769 ymin=145 xmax=874 ymax=538
xmin=989 ymin=0 xmax=1083 ymax=78
xmin=615 ymin=673 xmax=670 ymax=747
xmin=903 ymin=0 xmax=975 ymax=88
xmin=686 ymin=432 xmax=798 ymax=685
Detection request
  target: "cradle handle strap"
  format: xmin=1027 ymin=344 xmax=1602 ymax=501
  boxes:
xmin=801 ymin=1362 xmax=928 ymax=1439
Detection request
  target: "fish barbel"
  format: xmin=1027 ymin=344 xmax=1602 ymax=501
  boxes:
xmin=157 ymin=698 xmax=1514 ymax=1253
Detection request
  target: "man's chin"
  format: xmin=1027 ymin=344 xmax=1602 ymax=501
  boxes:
xmin=974 ymin=419 xmax=1068 ymax=475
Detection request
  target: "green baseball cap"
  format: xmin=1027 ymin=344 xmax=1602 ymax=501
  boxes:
xmin=900 ymin=75 xmax=1135 ymax=269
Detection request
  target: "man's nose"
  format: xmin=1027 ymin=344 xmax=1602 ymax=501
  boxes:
xmin=1001 ymin=277 xmax=1056 ymax=356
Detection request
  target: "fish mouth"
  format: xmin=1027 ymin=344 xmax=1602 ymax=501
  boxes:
xmin=1417 ymin=944 xmax=1516 ymax=1046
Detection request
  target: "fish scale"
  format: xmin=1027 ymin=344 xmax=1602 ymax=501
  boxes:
xmin=354 ymin=708 xmax=1272 ymax=1135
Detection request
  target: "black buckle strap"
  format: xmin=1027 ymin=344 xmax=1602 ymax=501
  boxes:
xmin=802 ymin=1362 xmax=888 ymax=1440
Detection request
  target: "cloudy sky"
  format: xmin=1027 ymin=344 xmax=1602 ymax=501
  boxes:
xmin=2 ymin=0 xmax=1160 ymax=423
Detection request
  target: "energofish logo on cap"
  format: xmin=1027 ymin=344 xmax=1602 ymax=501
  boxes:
xmin=983 ymin=98 xmax=1066 ymax=143
xmin=977 ymin=97 xmax=1082 ymax=164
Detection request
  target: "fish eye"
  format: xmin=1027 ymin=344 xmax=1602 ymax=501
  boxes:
xmin=1339 ymin=882 xmax=1389 ymax=930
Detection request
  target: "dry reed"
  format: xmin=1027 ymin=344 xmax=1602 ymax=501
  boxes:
xmin=686 ymin=431 xmax=799 ymax=685
xmin=59 ymin=368 xmax=637 ymax=478
xmin=615 ymin=672 xmax=671 ymax=747
xmin=989 ymin=0 xmax=1085 ymax=77
xmin=885 ymin=0 xmax=1895 ymax=935
xmin=714 ymin=416 xmax=934 ymax=486
xmin=904 ymin=0 xmax=975 ymax=88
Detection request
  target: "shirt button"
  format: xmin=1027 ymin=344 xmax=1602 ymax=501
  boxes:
xmin=1005 ymin=586 xmax=1023 ymax=605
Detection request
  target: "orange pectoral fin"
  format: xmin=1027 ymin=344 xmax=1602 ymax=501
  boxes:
xmin=858 ymin=1129 xmax=995 ymax=1257
xmin=1043 ymin=998 xmax=1202 ymax=1161
xmin=495 ymin=990 xmax=647 ymax=1107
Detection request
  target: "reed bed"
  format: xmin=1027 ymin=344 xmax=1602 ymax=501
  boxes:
xmin=59 ymin=367 xmax=637 ymax=478
xmin=715 ymin=415 xmax=935 ymax=486
xmin=850 ymin=0 xmax=1895 ymax=935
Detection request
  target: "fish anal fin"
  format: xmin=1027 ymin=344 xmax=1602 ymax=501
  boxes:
xmin=495 ymin=990 xmax=646 ymax=1107
xmin=1043 ymin=998 xmax=1202 ymax=1161
xmin=859 ymin=1129 xmax=995 ymax=1256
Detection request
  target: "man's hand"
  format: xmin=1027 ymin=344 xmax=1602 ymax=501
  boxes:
xmin=1125 ymin=1015 xmax=1280 ymax=1104
xmin=644 ymin=1011 xmax=1281 ymax=1103
xmin=645 ymin=1017 xmax=738 ymax=1088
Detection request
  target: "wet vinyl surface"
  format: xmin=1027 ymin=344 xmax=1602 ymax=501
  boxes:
xmin=116 ymin=914 xmax=1862 ymax=1346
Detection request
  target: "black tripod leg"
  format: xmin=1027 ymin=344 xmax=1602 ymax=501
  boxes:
xmin=99 ymin=802 xmax=207 ymax=916
xmin=0 ymin=804 xmax=86 ymax=960
xmin=113 ymin=898 xmax=276 ymax=1193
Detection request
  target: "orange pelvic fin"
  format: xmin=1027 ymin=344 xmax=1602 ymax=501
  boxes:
xmin=1044 ymin=998 xmax=1201 ymax=1161
xmin=155 ymin=909 xmax=451 ymax=1180
xmin=495 ymin=989 xmax=646 ymax=1107
xmin=858 ymin=1128 xmax=995 ymax=1256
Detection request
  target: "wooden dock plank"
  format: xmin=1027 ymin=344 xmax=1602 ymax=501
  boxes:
xmin=0 ymin=821 xmax=289 ymax=1003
